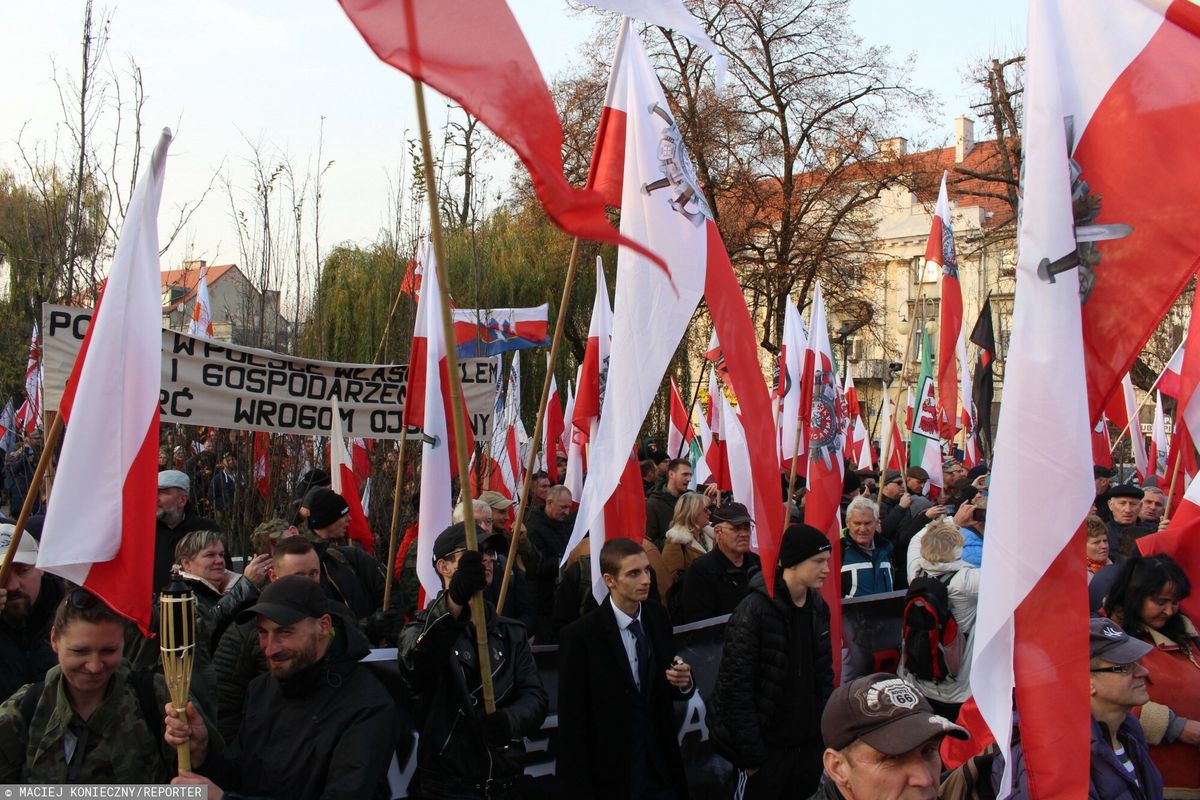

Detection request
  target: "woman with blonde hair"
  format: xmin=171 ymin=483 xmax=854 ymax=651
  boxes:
xmin=660 ymin=492 xmax=716 ymax=591
xmin=899 ymin=519 xmax=980 ymax=721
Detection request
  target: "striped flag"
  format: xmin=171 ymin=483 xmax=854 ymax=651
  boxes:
xmin=909 ymin=331 xmax=944 ymax=492
xmin=188 ymin=262 xmax=215 ymax=339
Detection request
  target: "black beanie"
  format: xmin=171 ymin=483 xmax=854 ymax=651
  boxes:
xmin=308 ymin=488 xmax=350 ymax=530
xmin=778 ymin=523 xmax=832 ymax=568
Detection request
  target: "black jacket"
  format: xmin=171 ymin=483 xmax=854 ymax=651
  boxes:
xmin=677 ymin=547 xmax=761 ymax=623
xmin=710 ymin=571 xmax=834 ymax=769
xmin=524 ymin=508 xmax=574 ymax=636
xmin=200 ymin=617 xmax=397 ymax=800
xmin=644 ymin=488 xmax=680 ymax=548
xmin=211 ymin=616 xmax=267 ymax=744
xmin=314 ymin=539 xmax=388 ymax=622
xmin=153 ymin=510 xmax=218 ymax=591
xmin=558 ymin=597 xmax=693 ymax=800
xmin=0 ymin=574 xmax=63 ymax=703
xmin=398 ymin=591 xmax=547 ymax=795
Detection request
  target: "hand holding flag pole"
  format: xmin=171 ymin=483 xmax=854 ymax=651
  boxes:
xmin=413 ymin=79 xmax=495 ymax=714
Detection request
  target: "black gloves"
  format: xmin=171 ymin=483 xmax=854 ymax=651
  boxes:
xmin=481 ymin=711 xmax=511 ymax=746
xmin=363 ymin=608 xmax=403 ymax=647
xmin=448 ymin=550 xmax=488 ymax=606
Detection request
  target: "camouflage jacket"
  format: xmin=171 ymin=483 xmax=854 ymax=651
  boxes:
xmin=0 ymin=662 xmax=175 ymax=783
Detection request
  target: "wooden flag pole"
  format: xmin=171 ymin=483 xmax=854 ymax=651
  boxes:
xmin=497 ymin=237 xmax=582 ymax=615
xmin=413 ymin=79 xmax=495 ymax=714
xmin=381 ymin=426 xmax=409 ymax=610
xmin=876 ymin=278 xmax=929 ymax=504
xmin=677 ymin=356 xmax=711 ymax=459
xmin=1109 ymin=377 xmax=1169 ymax=456
xmin=0 ymin=413 xmax=63 ymax=587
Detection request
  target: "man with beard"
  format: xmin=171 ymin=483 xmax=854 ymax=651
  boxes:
xmin=154 ymin=470 xmax=217 ymax=591
xmin=166 ymin=575 xmax=397 ymax=799
xmin=0 ymin=527 xmax=63 ymax=702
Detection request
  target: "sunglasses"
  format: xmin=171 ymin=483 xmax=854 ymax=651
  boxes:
xmin=1090 ymin=664 xmax=1137 ymax=674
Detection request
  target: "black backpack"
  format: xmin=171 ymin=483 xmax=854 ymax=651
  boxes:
xmin=901 ymin=572 xmax=961 ymax=682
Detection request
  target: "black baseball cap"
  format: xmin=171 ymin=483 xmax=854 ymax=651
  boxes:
xmin=821 ymin=673 xmax=968 ymax=754
xmin=237 ymin=575 xmax=334 ymax=626
xmin=432 ymin=522 xmax=503 ymax=561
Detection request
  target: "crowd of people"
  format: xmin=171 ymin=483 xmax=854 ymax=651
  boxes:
xmin=0 ymin=427 xmax=1197 ymax=800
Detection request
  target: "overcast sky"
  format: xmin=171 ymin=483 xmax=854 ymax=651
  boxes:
xmin=1 ymin=1 xmax=1025 ymax=271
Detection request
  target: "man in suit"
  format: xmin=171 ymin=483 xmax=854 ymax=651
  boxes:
xmin=558 ymin=537 xmax=695 ymax=799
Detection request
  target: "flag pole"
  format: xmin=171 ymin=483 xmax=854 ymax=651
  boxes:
xmin=677 ymin=356 xmax=711 ymax=459
xmin=0 ymin=412 xmax=63 ymax=587
xmin=876 ymin=277 xmax=930 ymax=504
xmin=1108 ymin=369 xmax=1171 ymax=455
xmin=382 ymin=427 xmax=409 ymax=610
xmin=413 ymin=79 xmax=495 ymax=713
xmin=497 ymin=237 xmax=582 ymax=615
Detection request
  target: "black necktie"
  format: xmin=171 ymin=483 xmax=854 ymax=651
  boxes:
xmin=628 ymin=617 xmax=651 ymax=689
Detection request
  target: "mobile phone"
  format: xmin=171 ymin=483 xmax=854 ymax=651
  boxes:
xmin=942 ymin=504 xmax=956 ymax=516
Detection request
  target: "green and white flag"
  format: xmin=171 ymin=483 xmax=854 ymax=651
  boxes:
xmin=909 ymin=330 xmax=945 ymax=491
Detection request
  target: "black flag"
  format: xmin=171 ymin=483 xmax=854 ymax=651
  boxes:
xmin=970 ymin=298 xmax=997 ymax=458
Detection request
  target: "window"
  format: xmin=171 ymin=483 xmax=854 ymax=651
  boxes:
xmin=911 ymin=256 xmax=939 ymax=285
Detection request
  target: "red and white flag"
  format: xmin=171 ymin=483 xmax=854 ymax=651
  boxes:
xmin=330 ymin=398 xmax=374 ymax=555
xmin=1091 ymin=416 xmax=1113 ymax=472
xmin=959 ymin=323 xmax=979 ymax=468
xmin=667 ymin=377 xmax=694 ymax=461
xmin=703 ymin=371 xmax=730 ymax=491
xmin=253 ymin=431 xmax=270 ymax=502
xmin=964 ymin=0 xmax=1200 ymax=790
xmin=403 ymin=239 xmax=458 ymax=605
xmin=777 ymin=297 xmax=808 ymax=473
xmin=844 ymin=364 xmax=872 ymax=472
xmin=575 ymin=0 xmax=726 ymax=86
xmin=563 ymin=369 xmax=584 ymax=504
xmin=1150 ymin=390 xmax=1169 ymax=484
xmin=803 ymin=283 xmax=846 ymax=666
xmin=36 ymin=129 xmax=172 ymax=633
xmin=338 ymin=0 xmax=665 ymax=273
xmin=542 ymin=365 xmax=565 ymax=483
xmin=575 ymin=18 xmax=782 ymax=599
xmin=879 ymin=384 xmax=907 ymax=472
xmin=928 ymin=172 xmax=964 ymax=440
xmin=188 ymin=262 xmax=215 ymax=339
xmin=1106 ymin=372 xmax=1149 ymax=483
xmin=14 ymin=323 xmax=42 ymax=436
xmin=1139 ymin=475 xmax=1200 ymax=621
xmin=1157 ymin=337 xmax=1186 ymax=400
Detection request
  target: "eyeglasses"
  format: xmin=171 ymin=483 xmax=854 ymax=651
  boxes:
xmin=1090 ymin=664 xmax=1137 ymax=675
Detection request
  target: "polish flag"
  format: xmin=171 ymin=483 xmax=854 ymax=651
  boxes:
xmin=253 ymin=431 xmax=270 ymax=502
xmin=36 ymin=129 xmax=172 ymax=633
xmin=571 ymin=257 xmax=613 ymax=461
xmin=928 ymin=172 xmax=964 ymax=440
xmin=1105 ymin=373 xmax=1149 ymax=483
xmin=704 ymin=371 xmax=730 ymax=491
xmin=667 ymin=377 xmax=693 ymax=460
xmin=962 ymin=0 xmax=1200 ymax=790
xmin=879 ymin=384 xmax=907 ymax=471
xmin=778 ymin=297 xmax=809 ymax=473
xmin=905 ymin=387 xmax=915 ymax=435
xmin=1157 ymin=337 xmax=1186 ymax=400
xmin=14 ymin=323 xmax=42 ymax=436
xmin=543 ymin=367 xmax=565 ymax=483
xmin=803 ymin=283 xmax=845 ymax=668
xmin=1150 ymin=391 xmax=1169 ymax=484
xmin=844 ymin=364 xmax=872 ymax=471
xmin=330 ymin=398 xmax=374 ymax=554
xmin=563 ymin=369 xmax=585 ymax=504
xmin=576 ymin=18 xmax=782 ymax=598
xmin=188 ymin=262 xmax=215 ymax=339
xmin=1139 ymin=475 xmax=1200 ymax=621
xmin=560 ymin=377 xmax=576 ymax=460
xmin=1162 ymin=285 xmax=1200 ymax=503
xmin=958 ymin=320 xmax=979 ymax=469
xmin=403 ymin=239 xmax=458 ymax=605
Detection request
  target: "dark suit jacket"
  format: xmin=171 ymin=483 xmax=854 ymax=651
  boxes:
xmin=558 ymin=596 xmax=693 ymax=799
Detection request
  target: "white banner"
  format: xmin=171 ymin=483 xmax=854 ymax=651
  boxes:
xmin=42 ymin=304 xmax=497 ymax=441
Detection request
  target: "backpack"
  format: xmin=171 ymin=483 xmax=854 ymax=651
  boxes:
xmin=901 ymin=572 xmax=961 ymax=682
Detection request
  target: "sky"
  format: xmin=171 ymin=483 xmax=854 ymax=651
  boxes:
xmin=1 ymin=1 xmax=1026 ymax=272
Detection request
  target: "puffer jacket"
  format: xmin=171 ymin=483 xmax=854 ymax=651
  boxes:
xmin=212 ymin=616 xmax=268 ymax=743
xmin=200 ymin=617 xmax=398 ymax=800
xmin=0 ymin=662 xmax=175 ymax=783
xmin=710 ymin=571 xmax=833 ymax=769
xmin=399 ymin=590 xmax=548 ymax=796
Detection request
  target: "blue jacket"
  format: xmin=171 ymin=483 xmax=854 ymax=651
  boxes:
xmin=839 ymin=534 xmax=894 ymax=598
xmin=995 ymin=713 xmax=1163 ymax=800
